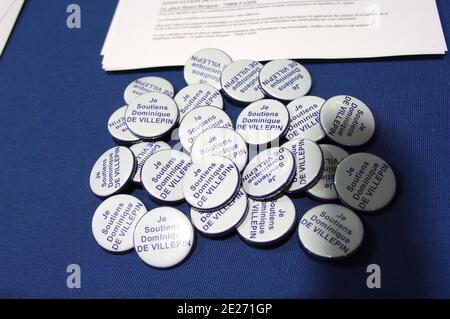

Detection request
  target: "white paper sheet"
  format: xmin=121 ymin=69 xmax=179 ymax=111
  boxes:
xmin=0 ymin=0 xmax=25 ymax=56
xmin=101 ymin=0 xmax=447 ymax=71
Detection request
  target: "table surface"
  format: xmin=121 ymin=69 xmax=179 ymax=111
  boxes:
xmin=0 ymin=0 xmax=449 ymax=299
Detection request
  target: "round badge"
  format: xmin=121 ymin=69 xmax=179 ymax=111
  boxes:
xmin=282 ymin=139 xmax=324 ymax=193
xmin=179 ymin=106 xmax=232 ymax=153
xmin=91 ymin=194 xmax=147 ymax=253
xmin=182 ymin=156 xmax=240 ymax=211
xmin=285 ymin=96 xmax=325 ymax=142
xmin=242 ymin=147 xmax=295 ymax=199
xmin=89 ymin=146 xmax=136 ymax=198
xmin=236 ymin=99 xmax=290 ymax=145
xmin=123 ymin=76 xmax=174 ymax=105
xmin=190 ymin=127 xmax=248 ymax=172
xmin=220 ymin=59 xmax=265 ymax=103
xmin=190 ymin=188 xmax=248 ymax=237
xmin=237 ymin=196 xmax=296 ymax=246
xmin=184 ymin=48 xmax=233 ymax=89
xmin=107 ymin=105 xmax=140 ymax=144
xmin=298 ymin=204 xmax=364 ymax=259
xmin=125 ymin=92 xmax=179 ymax=139
xmin=307 ymin=144 xmax=349 ymax=201
xmin=141 ymin=149 xmax=192 ymax=203
xmin=174 ymin=83 xmax=224 ymax=121
xmin=334 ymin=153 xmax=396 ymax=212
xmin=134 ymin=207 xmax=195 ymax=269
xmin=319 ymin=95 xmax=375 ymax=147
xmin=259 ymin=59 xmax=312 ymax=101
xmin=129 ymin=141 xmax=171 ymax=184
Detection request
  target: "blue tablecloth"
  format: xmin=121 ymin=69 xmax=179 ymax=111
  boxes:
xmin=0 ymin=0 xmax=449 ymax=298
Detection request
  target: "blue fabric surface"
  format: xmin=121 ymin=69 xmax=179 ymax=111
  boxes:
xmin=0 ymin=0 xmax=449 ymax=298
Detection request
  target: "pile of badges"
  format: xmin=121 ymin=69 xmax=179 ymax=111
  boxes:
xmin=89 ymin=48 xmax=397 ymax=268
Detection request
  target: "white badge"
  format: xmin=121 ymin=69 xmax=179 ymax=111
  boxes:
xmin=334 ymin=153 xmax=396 ymax=212
xmin=179 ymin=106 xmax=232 ymax=153
xmin=89 ymin=146 xmax=135 ymax=197
xmin=125 ymin=92 xmax=178 ymax=139
xmin=124 ymin=77 xmax=174 ymax=105
xmin=237 ymin=196 xmax=296 ymax=245
xmin=320 ymin=95 xmax=375 ymax=147
xmin=190 ymin=127 xmax=248 ymax=172
xmin=107 ymin=105 xmax=140 ymax=143
xmin=285 ymin=96 xmax=325 ymax=142
xmin=174 ymin=83 xmax=224 ymax=121
xmin=134 ymin=207 xmax=195 ymax=268
xmin=190 ymin=188 xmax=248 ymax=237
xmin=282 ymin=139 xmax=324 ymax=193
xmin=298 ymin=204 xmax=364 ymax=259
xmin=307 ymin=144 xmax=349 ymax=201
xmin=141 ymin=149 xmax=192 ymax=203
xmin=259 ymin=59 xmax=312 ymax=101
xmin=182 ymin=156 xmax=240 ymax=211
xmin=236 ymin=99 xmax=290 ymax=145
xmin=221 ymin=59 xmax=265 ymax=103
xmin=242 ymin=147 xmax=295 ymax=199
xmin=91 ymin=194 xmax=147 ymax=253
xmin=184 ymin=48 xmax=233 ymax=89
xmin=129 ymin=141 xmax=171 ymax=184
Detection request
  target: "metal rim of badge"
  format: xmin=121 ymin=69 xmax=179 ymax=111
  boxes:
xmin=141 ymin=149 xmax=192 ymax=203
xmin=307 ymin=144 xmax=349 ymax=201
xmin=298 ymin=204 xmax=364 ymax=259
xmin=220 ymin=59 xmax=265 ymax=103
xmin=179 ymin=106 xmax=233 ymax=153
xmin=133 ymin=207 xmax=195 ymax=269
xmin=190 ymin=188 xmax=248 ymax=237
xmin=242 ymin=147 xmax=295 ymax=200
xmin=259 ymin=59 xmax=312 ymax=101
xmin=190 ymin=127 xmax=249 ymax=172
xmin=91 ymin=194 xmax=147 ymax=253
xmin=282 ymin=138 xmax=324 ymax=193
xmin=183 ymin=48 xmax=233 ymax=90
xmin=334 ymin=153 xmax=396 ymax=212
xmin=129 ymin=141 xmax=171 ymax=184
xmin=285 ymin=96 xmax=326 ymax=142
xmin=182 ymin=155 xmax=241 ymax=211
xmin=319 ymin=95 xmax=376 ymax=147
xmin=107 ymin=105 xmax=140 ymax=143
xmin=123 ymin=76 xmax=175 ymax=105
xmin=237 ymin=196 xmax=296 ymax=246
xmin=125 ymin=92 xmax=179 ymax=139
xmin=235 ymin=99 xmax=290 ymax=146
xmin=174 ymin=83 xmax=224 ymax=121
xmin=89 ymin=146 xmax=136 ymax=198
